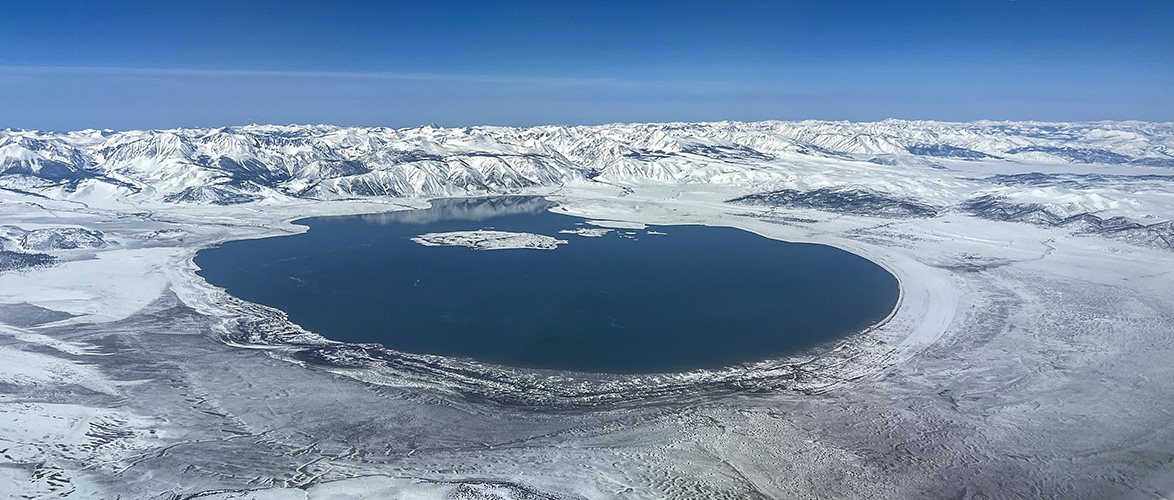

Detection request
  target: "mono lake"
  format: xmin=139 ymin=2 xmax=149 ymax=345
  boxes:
xmin=194 ymin=197 xmax=899 ymax=373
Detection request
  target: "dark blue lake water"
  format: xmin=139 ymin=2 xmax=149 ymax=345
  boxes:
xmin=195 ymin=197 xmax=898 ymax=373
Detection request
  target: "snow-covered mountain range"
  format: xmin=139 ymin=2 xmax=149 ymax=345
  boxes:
xmin=3 ymin=120 xmax=1172 ymax=204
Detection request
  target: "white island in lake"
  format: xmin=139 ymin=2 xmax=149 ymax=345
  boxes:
xmin=411 ymin=230 xmax=568 ymax=250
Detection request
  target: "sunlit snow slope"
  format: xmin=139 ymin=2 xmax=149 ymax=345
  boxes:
xmin=3 ymin=120 xmax=1171 ymax=204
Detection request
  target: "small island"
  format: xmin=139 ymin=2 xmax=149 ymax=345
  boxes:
xmin=411 ymin=230 xmax=568 ymax=250
xmin=558 ymin=227 xmax=613 ymax=237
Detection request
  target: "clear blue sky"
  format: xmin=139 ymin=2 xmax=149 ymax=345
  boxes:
xmin=2 ymin=0 xmax=1171 ymax=130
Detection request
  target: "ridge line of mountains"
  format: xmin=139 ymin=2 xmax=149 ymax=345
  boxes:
xmin=3 ymin=120 xmax=1172 ymax=204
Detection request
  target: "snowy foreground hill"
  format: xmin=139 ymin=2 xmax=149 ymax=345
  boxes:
xmin=2 ymin=120 xmax=1174 ymax=498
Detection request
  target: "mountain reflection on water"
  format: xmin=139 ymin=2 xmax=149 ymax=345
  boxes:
xmin=360 ymin=196 xmax=555 ymax=225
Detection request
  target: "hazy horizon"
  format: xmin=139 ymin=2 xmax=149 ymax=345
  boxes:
xmin=3 ymin=0 xmax=1171 ymax=130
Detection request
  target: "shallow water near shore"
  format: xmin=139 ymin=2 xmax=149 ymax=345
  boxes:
xmin=195 ymin=196 xmax=899 ymax=373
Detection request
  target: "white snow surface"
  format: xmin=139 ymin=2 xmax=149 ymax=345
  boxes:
xmin=1 ymin=119 xmax=1173 ymax=499
xmin=2 ymin=119 xmax=1172 ymax=215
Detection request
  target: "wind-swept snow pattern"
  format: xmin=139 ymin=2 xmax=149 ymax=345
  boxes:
xmin=727 ymin=186 xmax=941 ymax=218
xmin=2 ymin=120 xmax=1174 ymax=499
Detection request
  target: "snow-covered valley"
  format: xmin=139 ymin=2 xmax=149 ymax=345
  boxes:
xmin=2 ymin=119 xmax=1173 ymax=498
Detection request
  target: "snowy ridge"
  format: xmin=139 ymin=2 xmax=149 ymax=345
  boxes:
xmin=2 ymin=120 xmax=1173 ymax=204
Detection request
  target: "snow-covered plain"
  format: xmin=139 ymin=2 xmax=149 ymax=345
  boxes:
xmin=1 ymin=120 xmax=1173 ymax=498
